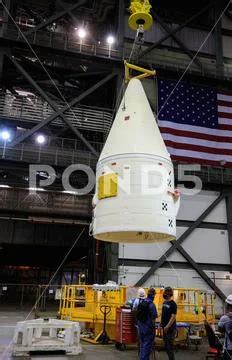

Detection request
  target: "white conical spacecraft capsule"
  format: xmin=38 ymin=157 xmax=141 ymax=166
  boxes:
xmin=91 ymin=78 xmax=180 ymax=243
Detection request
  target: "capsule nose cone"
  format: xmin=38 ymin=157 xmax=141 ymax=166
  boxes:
xmin=92 ymin=79 xmax=180 ymax=243
xmin=99 ymin=78 xmax=170 ymax=161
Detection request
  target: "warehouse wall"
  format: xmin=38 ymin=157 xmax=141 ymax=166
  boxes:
xmin=0 ymin=219 xmax=86 ymax=246
xmin=127 ymin=16 xmax=232 ymax=58
xmin=125 ymin=16 xmax=232 ymax=66
xmin=125 ymin=18 xmax=215 ymax=55
xmin=118 ymin=190 xmax=231 ymax=314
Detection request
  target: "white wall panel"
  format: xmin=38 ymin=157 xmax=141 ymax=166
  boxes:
xmin=119 ymin=242 xmax=170 ymax=260
xmin=204 ymin=198 xmax=227 ymax=223
xmin=181 ymin=227 xmax=230 ymax=264
xmin=119 ymin=266 xmax=232 ymax=314
xmin=119 ymin=226 xmax=229 ymax=265
xmin=177 ymin=190 xmax=227 ymax=223
xmin=119 ymin=227 xmax=186 ymax=262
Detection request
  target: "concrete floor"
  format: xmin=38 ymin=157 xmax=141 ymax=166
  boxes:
xmin=0 ymin=310 xmax=210 ymax=360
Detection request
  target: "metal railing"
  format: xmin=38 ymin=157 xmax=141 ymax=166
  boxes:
xmin=6 ymin=24 xmax=123 ymax=60
xmin=0 ymin=142 xmax=232 ymax=185
xmin=0 ymin=187 xmax=92 ymax=216
xmin=0 ymin=91 xmax=113 ymax=133
xmin=0 ymin=283 xmax=60 ymax=313
xmin=0 ymin=143 xmax=99 ymax=167
xmin=4 ymin=23 xmax=232 ymax=79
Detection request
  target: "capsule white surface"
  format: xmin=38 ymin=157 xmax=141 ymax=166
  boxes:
xmin=91 ymin=79 xmax=180 ymax=243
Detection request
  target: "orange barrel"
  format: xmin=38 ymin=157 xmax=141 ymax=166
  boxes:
xmin=115 ymin=307 xmax=137 ymax=350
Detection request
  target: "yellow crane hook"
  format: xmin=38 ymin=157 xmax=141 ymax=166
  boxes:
xmin=128 ymin=0 xmax=153 ymax=31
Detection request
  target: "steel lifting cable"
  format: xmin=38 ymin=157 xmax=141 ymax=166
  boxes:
xmin=119 ymin=29 xmax=144 ymax=111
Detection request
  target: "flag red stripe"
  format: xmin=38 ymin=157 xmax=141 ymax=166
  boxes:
xmin=164 ymin=140 xmax=232 ymax=155
xmin=218 ymin=111 xmax=232 ymax=119
xmin=218 ymin=90 xmax=232 ymax=96
xmin=219 ymin=124 xmax=232 ymax=131
xmin=171 ymin=155 xmax=232 ymax=166
xmin=159 ymin=126 xmax=232 ymax=142
xmin=158 ymin=85 xmax=232 ymax=166
xmin=218 ymin=100 xmax=232 ymax=108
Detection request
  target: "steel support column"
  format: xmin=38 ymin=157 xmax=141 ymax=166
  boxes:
xmin=8 ymin=55 xmax=100 ymax=157
xmin=104 ymin=0 xmax=125 ymax=280
xmin=114 ymin=0 xmax=125 ymax=109
xmin=117 ymin=0 xmax=124 ymax=50
xmin=151 ymin=10 xmax=203 ymax=71
xmin=226 ymin=193 xmax=232 ymax=271
xmin=9 ymin=56 xmax=60 ymax=109
xmin=214 ymin=1 xmax=224 ymax=77
xmin=0 ymin=0 xmax=10 ymax=37
xmin=0 ymin=48 xmax=8 ymax=79
xmin=106 ymin=243 xmax=119 ymax=283
xmin=9 ymin=60 xmax=115 ymax=154
xmin=0 ymin=0 xmax=11 ymax=79
xmin=136 ymin=193 xmax=224 ymax=286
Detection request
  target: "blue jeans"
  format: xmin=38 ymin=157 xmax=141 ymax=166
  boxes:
xmin=139 ymin=330 xmax=155 ymax=360
xmin=163 ymin=329 xmax=176 ymax=360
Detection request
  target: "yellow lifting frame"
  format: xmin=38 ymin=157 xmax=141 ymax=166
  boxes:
xmin=124 ymin=60 xmax=156 ymax=83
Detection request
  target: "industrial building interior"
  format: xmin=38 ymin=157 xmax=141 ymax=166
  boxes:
xmin=0 ymin=0 xmax=232 ymax=359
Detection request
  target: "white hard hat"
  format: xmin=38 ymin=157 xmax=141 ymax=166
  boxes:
xmin=226 ymin=294 xmax=232 ymax=305
xmin=138 ymin=288 xmax=146 ymax=299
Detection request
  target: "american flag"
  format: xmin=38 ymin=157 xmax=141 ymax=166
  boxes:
xmin=157 ymin=79 xmax=232 ymax=166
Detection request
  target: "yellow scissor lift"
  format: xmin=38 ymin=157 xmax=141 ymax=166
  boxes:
xmin=59 ymin=285 xmax=215 ymax=345
xmin=59 ymin=284 xmax=127 ymax=343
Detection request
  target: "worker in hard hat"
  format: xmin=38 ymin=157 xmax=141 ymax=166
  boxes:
xmin=132 ymin=288 xmax=146 ymax=311
xmin=131 ymin=288 xmax=146 ymax=358
xmin=161 ymin=287 xmax=177 ymax=360
xmin=218 ymin=294 xmax=232 ymax=360
xmin=136 ymin=287 xmax=158 ymax=360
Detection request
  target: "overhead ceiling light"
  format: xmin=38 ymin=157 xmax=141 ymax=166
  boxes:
xmin=29 ymin=187 xmax=45 ymax=192
xmin=63 ymin=190 xmax=77 ymax=195
xmin=77 ymin=28 xmax=87 ymax=39
xmin=36 ymin=134 xmax=46 ymax=144
xmin=1 ymin=130 xmax=11 ymax=141
xmin=0 ymin=185 xmax=10 ymax=188
xmin=107 ymin=35 xmax=115 ymax=45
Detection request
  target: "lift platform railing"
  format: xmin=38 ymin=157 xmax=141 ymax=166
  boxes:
xmin=59 ymin=285 xmax=216 ymax=326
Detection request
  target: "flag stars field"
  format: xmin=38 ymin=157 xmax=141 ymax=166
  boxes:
xmin=157 ymin=78 xmax=232 ymax=166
